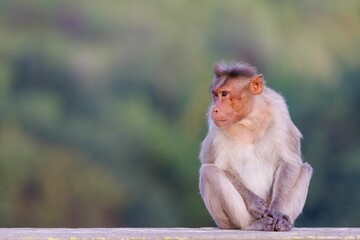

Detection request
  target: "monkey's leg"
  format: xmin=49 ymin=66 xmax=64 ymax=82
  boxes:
xmin=199 ymin=164 xmax=254 ymax=229
xmin=283 ymin=162 xmax=313 ymax=223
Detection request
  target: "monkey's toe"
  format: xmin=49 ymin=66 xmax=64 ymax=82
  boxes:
xmin=248 ymin=216 xmax=276 ymax=231
xmin=275 ymin=219 xmax=292 ymax=231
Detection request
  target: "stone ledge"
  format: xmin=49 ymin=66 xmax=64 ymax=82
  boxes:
xmin=0 ymin=228 xmax=359 ymax=240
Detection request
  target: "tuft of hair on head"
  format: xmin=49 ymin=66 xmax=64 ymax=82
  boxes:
xmin=214 ymin=60 xmax=258 ymax=79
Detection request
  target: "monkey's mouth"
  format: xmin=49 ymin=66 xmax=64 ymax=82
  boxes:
xmin=214 ymin=119 xmax=229 ymax=127
xmin=213 ymin=118 xmax=228 ymax=123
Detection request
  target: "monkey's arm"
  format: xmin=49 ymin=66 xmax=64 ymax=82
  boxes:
xmin=199 ymin=136 xmax=216 ymax=164
xmin=268 ymin=161 xmax=301 ymax=221
xmin=224 ymin=170 xmax=268 ymax=219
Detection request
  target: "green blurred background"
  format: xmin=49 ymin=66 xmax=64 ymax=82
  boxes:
xmin=0 ymin=0 xmax=360 ymax=228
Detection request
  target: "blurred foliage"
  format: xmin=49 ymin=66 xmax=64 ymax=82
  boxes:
xmin=0 ymin=0 xmax=359 ymax=227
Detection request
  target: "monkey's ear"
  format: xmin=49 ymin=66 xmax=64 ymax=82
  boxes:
xmin=214 ymin=62 xmax=226 ymax=77
xmin=249 ymin=74 xmax=264 ymax=95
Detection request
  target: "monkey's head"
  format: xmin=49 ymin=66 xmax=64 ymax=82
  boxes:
xmin=210 ymin=61 xmax=264 ymax=128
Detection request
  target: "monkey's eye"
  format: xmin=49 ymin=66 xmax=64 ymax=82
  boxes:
xmin=222 ymin=91 xmax=228 ymax=97
xmin=212 ymin=92 xmax=219 ymax=98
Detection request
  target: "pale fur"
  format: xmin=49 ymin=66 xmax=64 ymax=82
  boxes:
xmin=199 ymin=85 xmax=313 ymax=230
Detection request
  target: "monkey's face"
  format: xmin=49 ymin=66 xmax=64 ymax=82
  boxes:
xmin=210 ymin=80 xmax=253 ymax=128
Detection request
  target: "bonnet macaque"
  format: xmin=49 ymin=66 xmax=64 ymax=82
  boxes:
xmin=199 ymin=61 xmax=312 ymax=231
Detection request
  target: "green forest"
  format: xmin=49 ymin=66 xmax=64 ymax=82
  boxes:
xmin=0 ymin=0 xmax=360 ymax=228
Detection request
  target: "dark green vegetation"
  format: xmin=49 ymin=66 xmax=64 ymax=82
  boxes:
xmin=0 ymin=0 xmax=359 ymax=228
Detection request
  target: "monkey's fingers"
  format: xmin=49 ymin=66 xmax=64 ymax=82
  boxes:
xmin=248 ymin=200 xmax=268 ymax=219
xmin=264 ymin=210 xmax=279 ymax=219
xmin=262 ymin=209 xmax=272 ymax=218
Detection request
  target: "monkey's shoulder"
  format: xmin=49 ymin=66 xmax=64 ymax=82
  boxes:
xmin=262 ymin=88 xmax=302 ymax=142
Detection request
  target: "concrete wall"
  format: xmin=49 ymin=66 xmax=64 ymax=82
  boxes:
xmin=0 ymin=228 xmax=360 ymax=240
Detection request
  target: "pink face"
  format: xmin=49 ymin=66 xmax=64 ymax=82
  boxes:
xmin=211 ymin=80 xmax=246 ymax=127
xmin=211 ymin=91 xmax=235 ymax=127
xmin=210 ymin=76 xmax=263 ymax=128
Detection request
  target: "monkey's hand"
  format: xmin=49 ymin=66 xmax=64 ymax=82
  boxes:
xmin=246 ymin=195 xmax=268 ymax=219
xmin=224 ymin=170 xmax=268 ymax=219
xmin=264 ymin=210 xmax=292 ymax=231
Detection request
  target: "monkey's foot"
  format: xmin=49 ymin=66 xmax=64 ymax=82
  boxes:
xmin=246 ymin=216 xmax=276 ymax=231
xmin=266 ymin=211 xmax=292 ymax=231
xmin=274 ymin=217 xmax=292 ymax=231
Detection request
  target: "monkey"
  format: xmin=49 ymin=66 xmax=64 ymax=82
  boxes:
xmin=199 ymin=61 xmax=313 ymax=231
